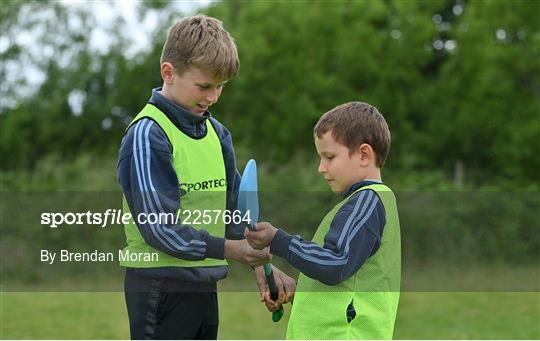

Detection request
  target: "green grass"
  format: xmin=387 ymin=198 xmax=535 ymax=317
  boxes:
xmin=394 ymin=292 xmax=540 ymax=339
xmin=0 ymin=292 xmax=128 ymax=339
xmin=1 ymin=291 xmax=538 ymax=339
xmin=1 ymin=263 xmax=538 ymax=339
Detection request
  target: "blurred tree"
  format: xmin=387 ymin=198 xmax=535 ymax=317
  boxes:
xmin=1 ymin=0 xmax=538 ymax=186
xmin=1 ymin=1 xmax=98 ymax=168
xmin=206 ymin=1 xmax=442 ymax=167
xmin=0 ymin=1 xmax=171 ymax=168
xmin=427 ymin=0 xmax=540 ymax=183
xmin=206 ymin=0 xmax=539 ymax=184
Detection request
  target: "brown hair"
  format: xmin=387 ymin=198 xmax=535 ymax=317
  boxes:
xmin=160 ymin=15 xmax=239 ymax=81
xmin=314 ymin=102 xmax=391 ymax=167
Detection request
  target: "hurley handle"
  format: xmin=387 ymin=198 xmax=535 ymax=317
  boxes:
xmin=263 ymin=263 xmax=284 ymax=322
xmin=247 ymin=221 xmax=284 ymax=322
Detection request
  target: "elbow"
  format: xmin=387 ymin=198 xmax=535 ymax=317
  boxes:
xmin=313 ymin=268 xmax=345 ymax=286
xmin=139 ymin=227 xmax=172 ymax=254
xmin=142 ymin=233 xmax=166 ymax=252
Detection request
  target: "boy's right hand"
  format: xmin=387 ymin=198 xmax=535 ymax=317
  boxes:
xmin=224 ymin=239 xmax=271 ymax=267
xmin=244 ymin=222 xmax=279 ymax=250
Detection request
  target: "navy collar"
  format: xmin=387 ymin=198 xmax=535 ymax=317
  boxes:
xmin=342 ymin=180 xmax=383 ymax=198
xmin=150 ymin=87 xmax=212 ymax=123
xmin=148 ymin=87 xmax=212 ymax=139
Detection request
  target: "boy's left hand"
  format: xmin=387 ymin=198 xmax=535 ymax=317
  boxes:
xmin=244 ymin=222 xmax=278 ymax=250
xmin=254 ymin=265 xmax=295 ymax=312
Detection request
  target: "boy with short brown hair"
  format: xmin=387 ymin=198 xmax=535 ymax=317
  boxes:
xmin=117 ymin=15 xmax=294 ymax=340
xmin=246 ymin=102 xmax=401 ymax=339
xmin=160 ymin=15 xmax=239 ymax=81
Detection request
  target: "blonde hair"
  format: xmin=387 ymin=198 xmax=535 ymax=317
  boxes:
xmin=160 ymin=15 xmax=240 ymax=81
xmin=314 ymin=102 xmax=391 ymax=167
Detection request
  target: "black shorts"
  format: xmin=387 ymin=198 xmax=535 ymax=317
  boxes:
xmin=124 ymin=269 xmax=219 ymax=340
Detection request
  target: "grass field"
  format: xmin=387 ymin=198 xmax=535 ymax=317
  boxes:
xmin=1 ymin=263 xmax=539 ymax=339
xmin=1 ymin=291 xmax=538 ymax=339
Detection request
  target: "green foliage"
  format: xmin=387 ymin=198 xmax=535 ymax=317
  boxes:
xmin=0 ymin=153 xmax=117 ymax=190
xmin=428 ymin=0 xmax=540 ymax=182
xmin=1 ymin=1 xmax=538 ymax=186
xmin=205 ymin=0 xmax=539 ymax=185
xmin=398 ymin=190 xmax=540 ymax=265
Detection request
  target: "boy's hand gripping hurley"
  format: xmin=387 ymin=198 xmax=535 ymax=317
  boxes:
xmin=238 ymin=159 xmax=284 ymax=322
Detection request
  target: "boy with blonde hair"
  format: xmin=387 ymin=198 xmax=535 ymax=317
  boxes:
xmin=246 ymin=102 xmax=401 ymax=339
xmin=117 ymin=15 xmax=293 ymax=339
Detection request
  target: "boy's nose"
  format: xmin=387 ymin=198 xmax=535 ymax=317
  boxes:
xmin=206 ymin=88 xmax=220 ymax=104
xmin=318 ymin=161 xmax=326 ymax=174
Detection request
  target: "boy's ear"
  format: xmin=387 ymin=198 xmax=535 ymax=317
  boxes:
xmin=357 ymin=143 xmax=374 ymax=165
xmin=161 ymin=62 xmax=175 ymax=84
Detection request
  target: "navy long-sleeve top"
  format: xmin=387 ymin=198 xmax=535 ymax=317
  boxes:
xmin=117 ymin=88 xmax=243 ymax=283
xmin=270 ymin=181 xmax=386 ymax=285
